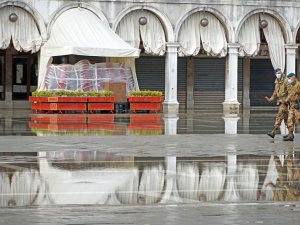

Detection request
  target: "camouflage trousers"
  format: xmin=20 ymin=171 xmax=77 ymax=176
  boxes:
xmin=274 ymin=103 xmax=288 ymax=129
xmin=287 ymin=105 xmax=300 ymax=132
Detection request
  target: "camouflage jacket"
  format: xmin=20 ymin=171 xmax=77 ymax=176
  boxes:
xmin=287 ymin=79 xmax=300 ymax=104
xmin=270 ymin=76 xmax=288 ymax=101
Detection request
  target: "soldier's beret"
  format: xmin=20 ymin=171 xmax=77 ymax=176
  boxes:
xmin=274 ymin=68 xmax=281 ymax=72
xmin=287 ymin=72 xmax=296 ymax=78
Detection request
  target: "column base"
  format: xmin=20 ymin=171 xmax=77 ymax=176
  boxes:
xmin=223 ymin=101 xmax=240 ymax=114
xmin=163 ymin=115 xmax=179 ymax=135
xmin=223 ymin=114 xmax=240 ymax=134
xmin=163 ymin=101 xmax=179 ymax=115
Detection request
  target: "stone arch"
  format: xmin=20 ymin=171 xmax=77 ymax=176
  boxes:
xmin=292 ymin=18 xmax=300 ymax=44
xmin=0 ymin=1 xmax=47 ymax=41
xmin=235 ymin=8 xmax=292 ymax=44
xmin=47 ymin=2 xmax=109 ymax=39
xmin=112 ymin=5 xmax=174 ymax=42
xmin=175 ymin=7 xmax=234 ymax=43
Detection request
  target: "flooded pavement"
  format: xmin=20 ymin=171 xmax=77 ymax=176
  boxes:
xmin=1 ymin=109 xmax=300 ymax=224
xmin=1 ymin=151 xmax=300 ymax=205
xmin=0 ymin=108 xmax=296 ymax=136
xmin=0 ymin=151 xmax=300 ymax=225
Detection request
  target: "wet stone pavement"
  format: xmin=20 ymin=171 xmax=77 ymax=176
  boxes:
xmin=0 ymin=109 xmax=300 ymax=225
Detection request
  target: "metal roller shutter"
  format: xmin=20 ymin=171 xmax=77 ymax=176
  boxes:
xmin=194 ymin=58 xmax=225 ymax=111
xmin=238 ymin=58 xmax=243 ymax=105
xmin=177 ymin=57 xmax=187 ymax=111
xmin=250 ymin=59 xmax=276 ymax=106
xmin=135 ymin=56 xmax=165 ymax=92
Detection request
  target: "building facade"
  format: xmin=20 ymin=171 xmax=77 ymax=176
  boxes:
xmin=1 ymin=0 xmax=300 ymax=114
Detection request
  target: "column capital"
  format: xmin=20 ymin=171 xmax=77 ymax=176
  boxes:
xmin=227 ymin=43 xmax=240 ymax=54
xmin=285 ymin=44 xmax=298 ymax=49
xmin=228 ymin=43 xmax=240 ymax=49
xmin=166 ymin=42 xmax=180 ymax=53
xmin=166 ymin=42 xmax=180 ymax=48
xmin=285 ymin=44 xmax=298 ymax=56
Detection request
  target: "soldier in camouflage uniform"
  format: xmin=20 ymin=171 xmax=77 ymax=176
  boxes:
xmin=281 ymin=72 xmax=300 ymax=141
xmin=265 ymin=68 xmax=288 ymax=138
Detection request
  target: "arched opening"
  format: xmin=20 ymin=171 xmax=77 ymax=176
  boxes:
xmin=295 ymin=29 xmax=300 ymax=79
xmin=176 ymin=10 xmax=240 ymax=115
xmin=0 ymin=5 xmax=42 ymax=103
xmin=115 ymin=9 xmax=168 ymax=94
xmin=237 ymin=12 xmax=287 ymax=107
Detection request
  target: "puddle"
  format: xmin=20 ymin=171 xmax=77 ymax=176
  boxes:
xmin=0 ymin=110 xmax=287 ymax=136
xmin=0 ymin=151 xmax=299 ymax=207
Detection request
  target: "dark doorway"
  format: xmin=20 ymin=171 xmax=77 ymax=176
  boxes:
xmin=12 ymin=54 xmax=38 ymax=100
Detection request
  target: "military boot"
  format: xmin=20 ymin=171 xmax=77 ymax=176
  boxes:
xmin=283 ymin=132 xmax=294 ymax=141
xmin=267 ymin=128 xmax=277 ymax=139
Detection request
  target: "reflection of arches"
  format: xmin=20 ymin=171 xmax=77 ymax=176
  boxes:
xmin=0 ymin=170 xmax=47 ymax=206
xmin=112 ymin=5 xmax=174 ymax=42
xmin=0 ymin=1 xmax=47 ymax=41
xmin=176 ymin=162 xmax=199 ymax=201
xmin=138 ymin=163 xmax=165 ymax=204
xmin=175 ymin=7 xmax=234 ymax=43
xmin=198 ymin=163 xmax=227 ymax=201
xmin=47 ymin=2 xmax=109 ymax=38
xmin=236 ymin=163 xmax=259 ymax=200
xmin=236 ymin=8 xmax=292 ymax=44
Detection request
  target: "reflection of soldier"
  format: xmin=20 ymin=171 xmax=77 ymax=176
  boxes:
xmin=267 ymin=153 xmax=300 ymax=201
xmin=281 ymin=73 xmax=300 ymax=141
xmin=265 ymin=68 xmax=288 ymax=138
xmin=285 ymin=155 xmax=300 ymax=201
xmin=266 ymin=155 xmax=288 ymax=201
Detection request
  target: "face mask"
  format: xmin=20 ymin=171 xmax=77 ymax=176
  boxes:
xmin=288 ymin=79 xmax=293 ymax=84
xmin=275 ymin=74 xmax=281 ymax=79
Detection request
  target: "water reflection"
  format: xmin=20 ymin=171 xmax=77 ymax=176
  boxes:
xmin=1 ymin=151 xmax=300 ymax=207
xmin=0 ymin=109 xmax=290 ymax=135
xmin=29 ymin=114 xmax=163 ymax=136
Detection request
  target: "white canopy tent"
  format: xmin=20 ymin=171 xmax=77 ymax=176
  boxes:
xmin=38 ymin=8 xmax=140 ymax=90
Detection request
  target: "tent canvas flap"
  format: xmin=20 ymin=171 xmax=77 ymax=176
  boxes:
xmin=38 ymin=8 xmax=140 ymax=90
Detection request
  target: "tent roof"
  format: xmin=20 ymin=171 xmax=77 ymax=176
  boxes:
xmin=42 ymin=8 xmax=140 ymax=57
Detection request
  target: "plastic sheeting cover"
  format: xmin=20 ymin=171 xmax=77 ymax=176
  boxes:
xmin=45 ymin=60 xmax=135 ymax=95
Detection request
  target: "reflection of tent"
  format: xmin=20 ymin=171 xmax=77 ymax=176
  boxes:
xmin=38 ymin=8 xmax=140 ymax=90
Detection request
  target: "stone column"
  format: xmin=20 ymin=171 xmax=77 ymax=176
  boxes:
xmin=160 ymin=156 xmax=180 ymax=203
xmin=297 ymin=48 xmax=300 ymax=77
xmin=224 ymin=151 xmax=239 ymax=201
xmin=162 ymin=114 xmax=179 ymax=203
xmin=223 ymin=43 xmax=240 ymax=114
xmin=285 ymin=44 xmax=298 ymax=74
xmin=163 ymin=43 xmax=180 ymax=115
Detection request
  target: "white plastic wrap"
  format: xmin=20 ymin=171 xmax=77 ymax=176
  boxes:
xmin=44 ymin=60 xmax=135 ymax=95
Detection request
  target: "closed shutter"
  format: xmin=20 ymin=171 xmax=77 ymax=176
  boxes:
xmin=178 ymin=57 xmax=187 ymax=111
xmin=250 ymin=59 xmax=276 ymax=106
xmin=194 ymin=58 xmax=225 ymax=111
xmin=135 ymin=56 xmax=165 ymax=92
xmin=238 ymin=58 xmax=243 ymax=105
